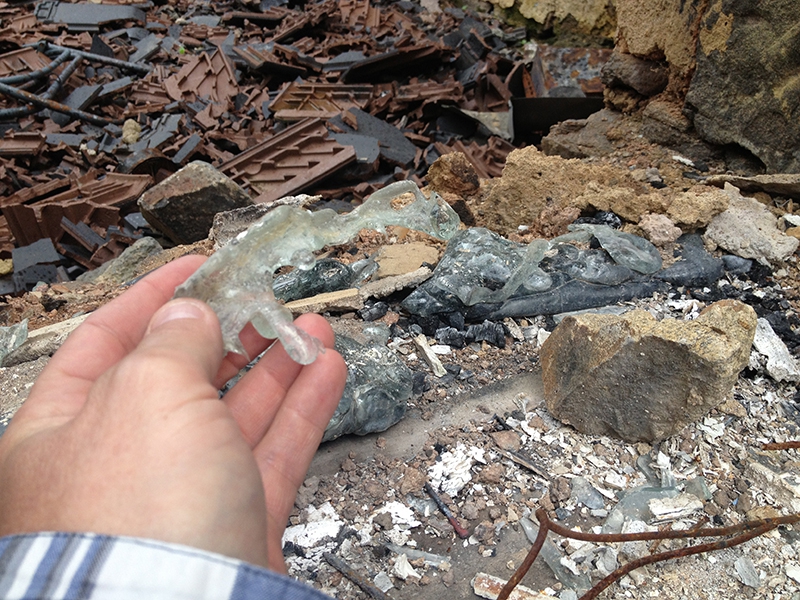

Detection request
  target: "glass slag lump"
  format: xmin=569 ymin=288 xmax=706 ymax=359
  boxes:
xmin=402 ymin=224 xmax=663 ymax=318
xmin=174 ymin=181 xmax=461 ymax=364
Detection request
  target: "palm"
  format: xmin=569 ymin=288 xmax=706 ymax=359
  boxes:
xmin=0 ymin=256 xmax=347 ymax=572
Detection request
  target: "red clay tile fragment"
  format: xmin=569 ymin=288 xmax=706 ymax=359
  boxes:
xmin=221 ymin=118 xmax=356 ymax=205
xmin=0 ymin=132 xmax=45 ymax=156
xmin=270 ymin=82 xmax=373 ymax=121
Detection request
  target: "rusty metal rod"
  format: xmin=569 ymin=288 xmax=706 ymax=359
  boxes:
xmin=497 ymin=508 xmax=800 ymax=600
xmin=0 ymin=55 xmax=84 ymax=119
xmin=497 ymin=514 xmax=549 ymax=600
xmin=763 ymin=440 xmax=800 ymax=450
xmin=424 ymin=482 xmax=470 ymax=539
xmin=0 ymin=50 xmax=73 ymax=85
xmin=0 ymin=81 xmax=116 ymax=125
xmin=36 ymin=41 xmax=152 ymax=74
xmin=323 ymin=552 xmax=393 ymax=600
xmin=544 ymin=510 xmax=800 ymax=542
xmin=578 ymin=522 xmax=776 ymax=600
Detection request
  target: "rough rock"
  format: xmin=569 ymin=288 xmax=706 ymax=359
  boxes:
xmin=541 ymin=300 xmax=757 ymax=442
xmin=614 ymin=0 xmax=701 ymax=95
xmin=685 ymin=0 xmax=800 ymax=173
xmin=2 ymin=314 xmax=88 ymax=367
xmin=601 ymin=51 xmax=669 ymax=97
xmin=541 ymin=109 xmax=623 ymax=159
xmin=704 ymin=184 xmax=799 ymax=265
xmin=474 ymin=146 xmax=646 ymax=236
xmin=89 ymin=236 xmax=164 ymax=286
xmin=638 ymin=213 xmax=681 ymax=246
xmin=121 ymin=119 xmax=142 ymax=145
xmin=575 ymin=188 xmax=669 ymax=224
xmin=751 ymin=318 xmax=800 ymax=383
xmin=641 ymin=100 xmax=717 ymax=163
xmin=375 ymin=243 xmax=440 ymax=279
xmin=513 ymin=0 xmax=616 ymax=41
xmin=705 ymin=173 xmax=800 ymax=200
xmin=665 ymin=186 xmax=729 ymax=230
xmin=138 ymin=161 xmax=254 ymax=244
xmin=426 ymin=152 xmax=480 ymax=197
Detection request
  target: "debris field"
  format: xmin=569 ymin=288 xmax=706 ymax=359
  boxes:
xmin=0 ymin=0 xmax=607 ymax=291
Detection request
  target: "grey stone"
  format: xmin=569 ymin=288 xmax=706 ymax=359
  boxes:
xmin=685 ymin=476 xmax=712 ymax=502
xmin=734 ymin=556 xmax=761 ymax=589
xmin=0 ymin=320 xmax=28 ymax=367
xmin=570 ymin=476 xmax=606 ymax=510
xmin=751 ymin=318 xmax=800 ymax=382
xmin=704 ymin=184 xmax=799 ymax=266
xmin=541 ymin=109 xmax=620 ymax=159
xmin=602 ymin=487 xmax=678 ymax=534
xmin=601 ymin=51 xmax=669 ymax=97
xmin=541 ymin=300 xmax=757 ymax=442
xmin=86 ymin=236 xmax=163 ymax=286
xmin=685 ymin=1 xmax=800 ymax=173
xmin=2 ymin=314 xmax=87 ymax=367
xmin=138 ymin=161 xmax=254 ymax=244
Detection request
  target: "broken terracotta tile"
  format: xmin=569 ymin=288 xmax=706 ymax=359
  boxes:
xmin=270 ymin=82 xmax=374 ymax=121
xmin=0 ymin=132 xmax=45 ymax=157
xmin=0 ymin=47 xmax=51 ymax=78
xmin=221 ymin=118 xmax=356 ymax=205
xmin=163 ymin=48 xmax=238 ymax=106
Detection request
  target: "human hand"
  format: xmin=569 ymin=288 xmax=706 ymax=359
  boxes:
xmin=0 ymin=255 xmax=347 ymax=572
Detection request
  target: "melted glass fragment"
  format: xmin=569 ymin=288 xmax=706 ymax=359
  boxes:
xmin=402 ymin=226 xmax=663 ymax=318
xmin=174 ymin=181 xmax=461 ymax=364
xmin=323 ymin=334 xmax=413 ymax=442
xmin=569 ymin=223 xmax=663 ymax=274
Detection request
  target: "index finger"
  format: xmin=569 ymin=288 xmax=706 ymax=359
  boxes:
xmin=21 ymin=255 xmax=208 ymax=422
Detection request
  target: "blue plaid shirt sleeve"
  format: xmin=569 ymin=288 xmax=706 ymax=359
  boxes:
xmin=0 ymin=532 xmax=332 ymax=600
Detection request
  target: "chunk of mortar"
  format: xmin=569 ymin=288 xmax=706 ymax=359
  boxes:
xmin=540 ymin=300 xmax=757 ymax=443
xmin=704 ymin=183 xmax=799 ymax=266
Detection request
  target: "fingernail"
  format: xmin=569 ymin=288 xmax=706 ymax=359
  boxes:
xmin=147 ymin=299 xmax=207 ymax=334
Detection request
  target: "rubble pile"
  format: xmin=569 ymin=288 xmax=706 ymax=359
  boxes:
xmin=0 ymin=0 xmax=614 ymax=294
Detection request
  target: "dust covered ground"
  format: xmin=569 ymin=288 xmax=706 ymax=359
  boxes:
xmin=1 ymin=117 xmax=800 ymax=600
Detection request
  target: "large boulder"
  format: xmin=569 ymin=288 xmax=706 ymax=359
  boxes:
xmin=541 ymin=300 xmax=757 ymax=443
xmin=613 ymin=0 xmax=800 ymax=173
xmin=685 ymin=0 xmax=800 ymax=173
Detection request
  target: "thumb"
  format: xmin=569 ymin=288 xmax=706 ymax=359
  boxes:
xmin=108 ymin=298 xmax=225 ymax=407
